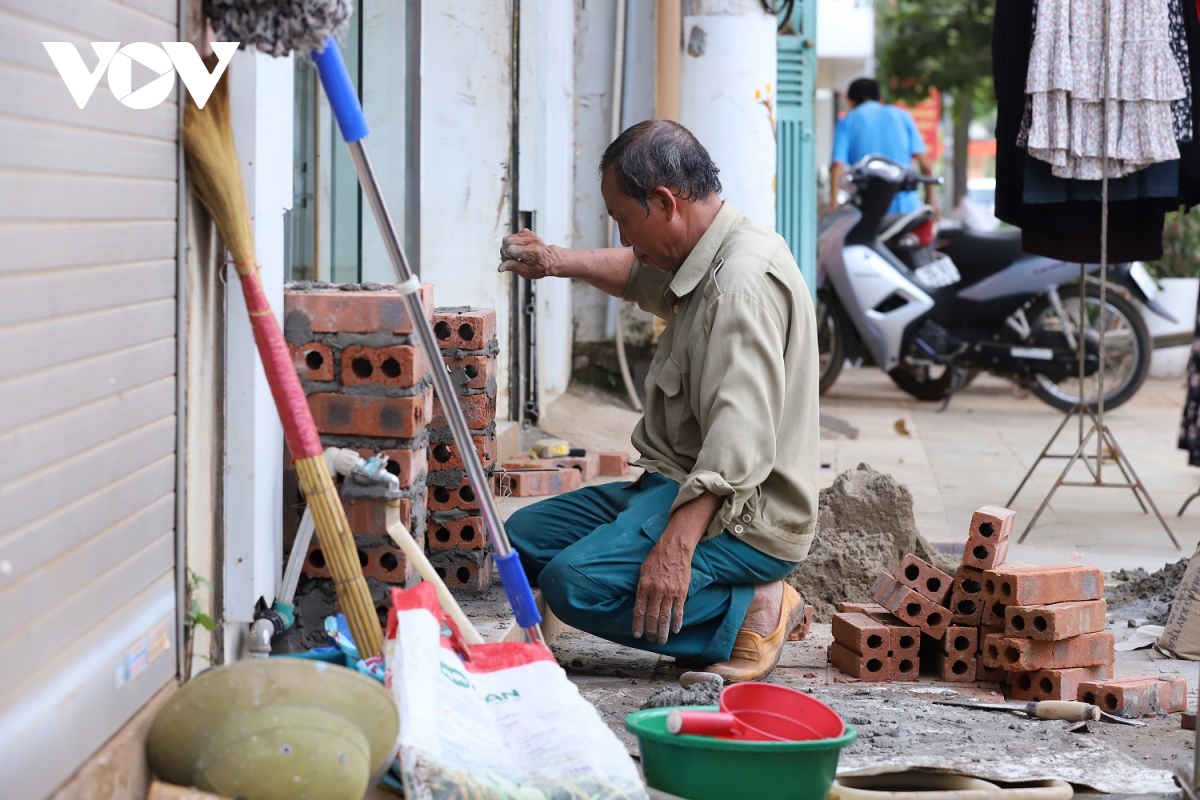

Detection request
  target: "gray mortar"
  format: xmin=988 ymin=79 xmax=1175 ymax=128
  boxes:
xmin=427 ymin=423 xmax=497 ymax=442
xmin=286 ymin=281 xmax=395 ymax=292
xmin=272 ymin=574 xmax=402 ymax=654
xmin=318 ymin=432 xmax=429 ymax=450
xmin=787 ymin=463 xmax=957 ymax=623
xmin=427 ymin=468 xmax=468 ymax=488
xmin=299 ymin=375 xmax=433 ymax=399
xmin=639 ymin=682 xmax=722 ymax=710
xmin=1106 ymin=559 xmax=1188 ymax=625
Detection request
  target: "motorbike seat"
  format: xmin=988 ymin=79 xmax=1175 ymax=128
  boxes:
xmin=937 ymin=226 xmax=1024 ymax=283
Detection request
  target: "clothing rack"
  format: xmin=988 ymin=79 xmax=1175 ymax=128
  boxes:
xmin=1006 ymin=0 xmax=1180 ymax=549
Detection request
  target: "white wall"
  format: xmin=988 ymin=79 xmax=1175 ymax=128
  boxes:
xmin=816 ymin=0 xmax=873 ymax=59
xmin=420 ymin=0 xmax=513 ymax=413
xmin=224 ymin=50 xmax=293 ymax=633
xmin=519 ymin=0 xmax=575 ymax=404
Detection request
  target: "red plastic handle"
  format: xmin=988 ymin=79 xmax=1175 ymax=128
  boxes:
xmin=667 ymin=710 xmax=741 ymax=738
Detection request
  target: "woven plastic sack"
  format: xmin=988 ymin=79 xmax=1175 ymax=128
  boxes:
xmin=384 ymin=583 xmax=646 ymax=800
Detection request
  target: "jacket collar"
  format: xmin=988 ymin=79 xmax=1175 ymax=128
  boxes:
xmin=667 ymin=201 xmax=739 ymax=300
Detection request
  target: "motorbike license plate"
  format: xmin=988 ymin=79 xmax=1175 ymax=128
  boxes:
xmin=1129 ymin=261 xmax=1159 ymax=300
xmin=914 ymin=256 xmax=962 ymax=290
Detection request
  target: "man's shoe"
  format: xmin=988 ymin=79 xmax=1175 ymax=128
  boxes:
xmin=706 ymin=583 xmax=805 ymax=683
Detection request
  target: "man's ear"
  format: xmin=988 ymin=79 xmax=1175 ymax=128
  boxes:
xmin=649 ymin=186 xmax=678 ymax=219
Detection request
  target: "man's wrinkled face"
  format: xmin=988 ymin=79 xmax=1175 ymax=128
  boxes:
xmin=601 ymin=167 xmax=675 ymax=271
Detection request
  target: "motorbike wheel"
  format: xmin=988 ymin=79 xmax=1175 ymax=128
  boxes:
xmin=888 ymin=364 xmax=957 ymax=401
xmin=1025 ymin=282 xmax=1151 ymax=413
xmin=818 ymin=293 xmax=848 ymax=394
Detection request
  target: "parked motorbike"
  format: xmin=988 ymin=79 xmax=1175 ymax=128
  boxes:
xmin=816 ymin=156 xmax=1175 ymax=412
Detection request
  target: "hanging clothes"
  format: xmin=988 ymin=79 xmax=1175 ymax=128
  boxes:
xmin=1025 ymin=0 xmax=1186 ymax=179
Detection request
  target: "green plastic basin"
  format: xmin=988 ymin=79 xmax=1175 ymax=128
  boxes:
xmin=626 ymin=706 xmax=857 ymax=800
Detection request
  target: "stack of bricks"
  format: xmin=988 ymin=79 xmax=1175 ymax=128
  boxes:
xmin=829 ymin=504 xmax=1121 ymax=692
xmin=495 ymin=450 xmax=634 ymax=497
xmin=424 ymin=307 xmax=500 ymax=594
xmin=283 ymin=282 xmax=436 ymax=589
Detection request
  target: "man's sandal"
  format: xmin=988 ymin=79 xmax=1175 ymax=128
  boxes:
xmin=706 ymin=583 xmax=806 ymax=683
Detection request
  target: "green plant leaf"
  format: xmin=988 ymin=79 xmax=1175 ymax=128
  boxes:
xmin=193 ymin=613 xmax=215 ymax=631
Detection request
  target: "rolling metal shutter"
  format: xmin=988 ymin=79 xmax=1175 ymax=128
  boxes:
xmin=777 ymin=1 xmax=819 ymax=294
xmin=0 ymin=2 xmax=182 ymax=796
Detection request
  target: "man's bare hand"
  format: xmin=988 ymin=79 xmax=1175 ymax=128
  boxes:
xmin=499 ymin=229 xmax=558 ymax=279
xmin=633 ymin=537 xmax=692 ymax=645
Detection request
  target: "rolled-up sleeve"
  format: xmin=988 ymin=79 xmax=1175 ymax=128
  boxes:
xmin=669 ymin=289 xmax=787 ymax=538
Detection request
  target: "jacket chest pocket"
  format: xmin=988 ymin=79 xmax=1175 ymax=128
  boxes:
xmin=654 ymin=356 xmax=689 ymax=448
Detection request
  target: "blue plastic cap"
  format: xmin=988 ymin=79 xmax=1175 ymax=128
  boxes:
xmin=493 ymin=550 xmax=543 ymax=630
xmin=312 ymin=37 xmax=369 ymax=142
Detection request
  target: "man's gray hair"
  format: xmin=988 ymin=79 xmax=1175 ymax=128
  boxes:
xmin=599 ymin=120 xmax=722 ymax=213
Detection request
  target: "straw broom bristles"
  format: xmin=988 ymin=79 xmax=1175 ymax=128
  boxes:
xmin=183 ymin=62 xmax=383 ymax=657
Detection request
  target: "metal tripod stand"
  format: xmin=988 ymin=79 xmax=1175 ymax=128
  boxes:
xmin=1006 ymin=36 xmax=1180 ymax=549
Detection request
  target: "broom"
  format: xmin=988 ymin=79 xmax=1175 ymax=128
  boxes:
xmin=183 ymin=61 xmax=383 ymax=658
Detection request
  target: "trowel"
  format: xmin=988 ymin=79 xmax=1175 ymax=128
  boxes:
xmin=933 ymin=699 xmax=1146 ymax=726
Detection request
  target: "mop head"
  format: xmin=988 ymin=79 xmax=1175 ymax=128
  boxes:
xmin=203 ymin=0 xmax=353 ymax=57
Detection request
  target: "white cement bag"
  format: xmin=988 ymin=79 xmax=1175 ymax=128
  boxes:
xmin=384 ymin=582 xmax=647 ymax=800
xmin=1157 ymin=539 xmax=1200 ymax=659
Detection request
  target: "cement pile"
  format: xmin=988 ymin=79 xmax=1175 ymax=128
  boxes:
xmin=787 ymin=463 xmax=955 ymax=623
xmin=1106 ymin=559 xmax=1188 ymax=625
xmin=640 ymin=682 xmax=721 ymax=710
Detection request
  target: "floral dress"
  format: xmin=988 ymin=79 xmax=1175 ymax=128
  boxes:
xmin=1025 ymin=0 xmax=1187 ymax=179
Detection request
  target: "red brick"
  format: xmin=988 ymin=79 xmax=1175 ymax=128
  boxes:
xmin=351 ymin=446 xmax=426 ymax=490
xmin=1079 ymin=675 xmax=1188 ymax=717
xmin=981 ymin=597 xmax=1009 ymax=629
xmin=432 ymin=392 xmax=496 ymax=429
xmin=949 ymin=566 xmax=985 ymax=625
xmin=983 ymin=564 xmax=1104 ymax=606
xmin=291 ymin=342 xmax=334 ymax=381
xmin=1009 ymin=665 xmax=1112 ymax=701
xmin=493 ymin=468 xmax=583 ymax=498
xmin=890 ymin=624 xmax=920 ymax=681
xmin=838 ymin=602 xmax=889 ymax=615
xmin=961 ymin=505 xmax=1016 ymax=569
xmin=285 ymin=283 xmax=434 ymax=334
xmin=427 ymin=516 xmax=487 ymax=551
xmin=976 ymin=661 xmax=1006 ymax=683
xmin=897 ymin=554 xmax=953 ymax=606
xmin=309 ymin=393 xmax=427 ymax=438
xmin=427 ymin=477 xmax=481 ymax=513
xmin=981 ymin=631 xmax=1114 ymax=671
xmin=504 ymin=453 xmax=600 ymax=481
xmin=832 ymin=613 xmax=893 ymax=661
xmin=597 ymin=452 xmax=633 ymax=476
xmin=871 ymin=572 xmax=951 ymax=639
xmin=1006 ymin=600 xmax=1107 ymax=640
xmin=435 ymin=556 xmax=492 ymax=594
xmin=940 ymin=625 xmax=979 ymax=657
xmin=829 ymin=641 xmax=889 ymax=681
xmin=302 ymin=541 xmax=412 ymax=584
xmin=342 ymin=496 xmax=411 ymax=537
xmin=432 ymin=308 xmax=497 ymax=351
xmin=932 ymin=649 xmax=976 ymax=682
xmin=341 ymin=344 xmax=426 ymax=388
xmin=787 ymin=604 xmax=816 ymax=641
xmin=428 ymin=431 xmax=497 ymax=471
xmin=445 ymin=354 xmax=495 ymax=391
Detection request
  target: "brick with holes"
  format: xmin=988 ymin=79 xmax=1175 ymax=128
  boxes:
xmin=428 ymin=431 xmax=497 ymax=471
xmin=871 ymin=572 xmax=951 ymax=639
xmin=832 ymin=613 xmax=892 ymax=662
xmin=979 ymin=561 xmax=1039 ymax=628
xmin=1006 ymin=599 xmax=1107 ymax=640
xmin=341 ymin=344 xmax=426 ymax=389
xmin=981 ymin=631 xmax=1114 ymax=671
xmin=432 ymin=308 xmax=497 ymax=351
xmin=308 ymin=393 xmax=428 ymax=438
xmin=897 ymin=554 xmax=953 ymax=606
xmin=940 ymin=625 xmax=979 ymax=658
xmin=342 ymin=496 xmax=412 ymax=537
xmin=301 ymin=542 xmax=412 ymax=584
xmin=432 ymin=392 xmax=497 ymax=430
xmin=427 ymin=516 xmax=486 ymax=551
xmin=949 ymin=565 xmax=985 ymax=625
xmin=837 ymin=602 xmax=889 ymax=615
xmin=493 ymin=468 xmax=583 ymax=497
xmin=427 ymin=476 xmax=481 ymax=513
xmin=983 ymin=564 xmax=1104 ymax=607
xmin=433 ymin=554 xmax=493 ymax=594
xmin=597 ymin=452 xmax=633 ymax=476
xmin=889 ymin=624 xmax=921 ymax=680
xmin=828 ymin=642 xmax=890 ymax=681
xmin=787 ymin=604 xmax=816 ymax=641
xmin=932 ymin=649 xmax=977 ymax=682
xmin=444 ymin=354 xmax=495 ymax=392
xmin=1078 ymin=675 xmax=1187 ymax=717
xmin=284 ymin=283 xmax=434 ymax=335
xmin=961 ymin=505 xmax=1016 ymax=570
xmin=1009 ymin=664 xmax=1112 ymax=701
xmin=291 ymin=342 xmax=334 ymax=382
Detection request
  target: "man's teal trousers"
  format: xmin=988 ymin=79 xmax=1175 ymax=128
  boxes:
xmin=506 ymin=472 xmax=798 ymax=665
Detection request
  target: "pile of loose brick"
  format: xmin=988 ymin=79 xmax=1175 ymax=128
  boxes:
xmin=423 ymin=307 xmax=500 ymax=595
xmin=829 ymin=504 xmax=1186 ymax=717
xmin=283 ymin=282 xmax=437 ymax=588
xmin=496 ymin=450 xmax=633 ymax=497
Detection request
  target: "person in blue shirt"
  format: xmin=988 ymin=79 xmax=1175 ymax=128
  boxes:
xmin=828 ymin=78 xmax=939 ymax=216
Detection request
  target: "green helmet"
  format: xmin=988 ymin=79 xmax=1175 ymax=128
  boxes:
xmin=147 ymin=659 xmax=398 ymax=799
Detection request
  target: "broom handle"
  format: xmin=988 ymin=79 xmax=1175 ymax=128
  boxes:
xmin=312 ymin=39 xmax=544 ymax=646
